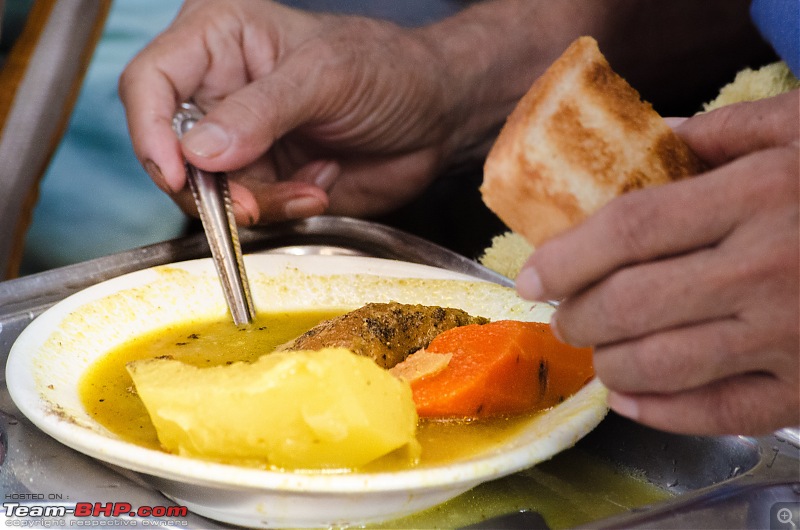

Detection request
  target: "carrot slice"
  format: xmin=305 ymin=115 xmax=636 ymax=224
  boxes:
xmin=410 ymin=320 xmax=594 ymax=419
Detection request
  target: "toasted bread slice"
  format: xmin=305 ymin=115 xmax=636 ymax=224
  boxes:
xmin=481 ymin=36 xmax=704 ymax=247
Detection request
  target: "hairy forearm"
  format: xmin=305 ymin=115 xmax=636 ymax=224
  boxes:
xmin=417 ymin=0 xmax=770 ymax=167
xmin=415 ymin=0 xmax=615 ymax=166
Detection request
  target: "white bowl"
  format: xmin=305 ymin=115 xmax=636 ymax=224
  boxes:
xmin=7 ymin=255 xmax=608 ymax=528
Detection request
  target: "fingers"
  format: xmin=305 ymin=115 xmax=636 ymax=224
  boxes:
xmin=119 ymin=0 xmax=337 ymax=221
xmin=674 ymin=89 xmax=799 ymax=166
xmin=168 ymin=154 xmax=334 ymax=224
xmin=518 ymin=144 xmax=794 ymax=305
xmin=607 ymin=374 xmax=800 ymax=435
xmin=119 ymin=0 xmax=317 ymax=193
xmin=592 ymin=319 xmax=786 ymax=394
xmin=536 ymin=146 xmax=797 ymax=349
xmin=180 ymin=70 xmax=315 ymax=173
xmin=517 ymin=159 xmax=738 ymax=304
xmin=290 ymin=160 xmax=340 ymax=191
xmin=119 ymin=17 xmax=218 ymax=192
xmin=119 ymin=62 xmax=188 ymax=193
xmin=169 ymin=178 xmax=328 ymax=225
xmin=514 ymin=129 xmax=799 ymax=435
xmin=550 ymin=246 xmax=739 ymax=347
xmin=224 ymin=161 xmax=331 ymax=223
xmin=121 ymin=0 xmax=451 ymax=223
xmin=253 ymin=183 xmax=329 ymax=223
xmin=179 ymin=28 xmax=350 ymax=174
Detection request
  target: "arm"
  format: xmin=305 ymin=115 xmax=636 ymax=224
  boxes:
xmin=422 ymin=0 xmax=770 ymax=161
xmin=119 ymin=0 xmax=763 ymax=224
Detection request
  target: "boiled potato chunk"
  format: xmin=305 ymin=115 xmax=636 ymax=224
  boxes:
xmin=127 ymin=348 xmax=419 ymax=470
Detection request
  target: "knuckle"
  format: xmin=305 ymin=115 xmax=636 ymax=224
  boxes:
xmin=219 ymin=92 xmax=279 ymax=146
xmin=712 ymin=390 xmax=760 ymax=434
xmin=733 ymin=145 xmax=799 ymax=211
xmin=299 ymin=34 xmax=340 ymax=66
xmin=117 ymin=69 xmax=132 ymax=98
xmin=759 ymin=245 xmax=797 ymax=287
xmin=595 ymin=271 xmax=649 ymax=338
xmin=725 ymin=239 xmax=797 ymax=303
xmin=732 ymin=319 xmax=797 ymax=382
xmin=710 ymin=324 xmax=743 ymax=366
xmin=636 ymin=342 xmax=678 ymax=388
xmin=116 ymin=62 xmax=147 ymax=103
xmin=774 ymin=145 xmax=800 ymax=183
xmin=706 ymin=376 xmax=788 ymax=435
xmin=594 ymin=342 xmax=661 ymax=393
xmin=628 ymin=337 xmax=692 ymax=392
xmin=756 ymin=150 xmax=797 ymax=198
xmin=602 ymin=193 xmax=661 ymax=261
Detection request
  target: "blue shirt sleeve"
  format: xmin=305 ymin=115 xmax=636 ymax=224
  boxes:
xmin=750 ymin=0 xmax=800 ymax=77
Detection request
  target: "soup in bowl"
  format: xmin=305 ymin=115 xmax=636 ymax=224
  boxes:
xmin=7 ymin=254 xmax=608 ymax=528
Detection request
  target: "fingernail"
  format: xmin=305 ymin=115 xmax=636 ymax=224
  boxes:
xmin=232 ymin=198 xmax=258 ymax=226
xmin=226 ymin=182 xmax=260 ymax=226
xmin=607 ymin=392 xmax=640 ymax=420
xmin=549 ymin=313 xmax=564 ymax=342
xmin=313 ymin=162 xmax=339 ymax=191
xmin=516 ymin=267 xmax=544 ymax=300
xmin=284 ymin=196 xmax=325 ymax=219
xmin=144 ymin=159 xmax=176 ymax=193
xmin=182 ymin=122 xmax=230 ymax=158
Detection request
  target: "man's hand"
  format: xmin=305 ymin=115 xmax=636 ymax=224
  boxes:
xmin=119 ymin=0 xmax=463 ymax=224
xmin=517 ymin=90 xmax=800 ymax=435
xmin=120 ymin=0 xmax=765 ymax=229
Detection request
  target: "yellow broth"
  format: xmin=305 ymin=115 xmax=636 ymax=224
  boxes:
xmin=80 ymin=310 xmax=672 ymax=525
xmin=79 ymin=310 xmax=538 ymax=469
xmin=80 ymin=310 xmax=340 ymax=449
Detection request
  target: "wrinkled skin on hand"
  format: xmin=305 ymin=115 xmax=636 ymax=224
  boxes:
xmin=119 ymin=0 xmax=460 ymax=224
xmin=517 ymin=90 xmax=800 ymax=435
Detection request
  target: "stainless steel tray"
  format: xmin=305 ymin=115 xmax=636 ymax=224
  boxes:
xmin=2 ymin=216 xmax=798 ymax=529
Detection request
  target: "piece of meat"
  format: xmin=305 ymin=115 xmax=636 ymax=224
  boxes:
xmin=279 ymin=302 xmax=489 ymax=369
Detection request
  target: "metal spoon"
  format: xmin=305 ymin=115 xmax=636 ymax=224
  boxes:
xmin=172 ymin=102 xmax=255 ymax=325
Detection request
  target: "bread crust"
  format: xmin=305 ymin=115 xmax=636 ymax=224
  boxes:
xmin=481 ymin=36 xmax=704 ymax=247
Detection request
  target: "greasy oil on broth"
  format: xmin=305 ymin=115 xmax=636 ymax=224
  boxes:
xmin=79 ymin=310 xmax=537 ymax=469
xmin=79 ymin=310 xmax=341 ymax=450
xmin=80 ymin=310 xmax=672 ymax=526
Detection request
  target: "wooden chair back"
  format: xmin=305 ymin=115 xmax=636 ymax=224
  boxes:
xmin=0 ymin=0 xmax=111 ymax=278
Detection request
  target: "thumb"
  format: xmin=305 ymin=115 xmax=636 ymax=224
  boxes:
xmin=179 ymin=52 xmax=335 ymax=173
xmin=675 ymin=89 xmax=799 ymax=167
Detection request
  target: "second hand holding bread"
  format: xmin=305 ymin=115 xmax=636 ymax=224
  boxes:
xmin=481 ymin=36 xmax=705 ymax=247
